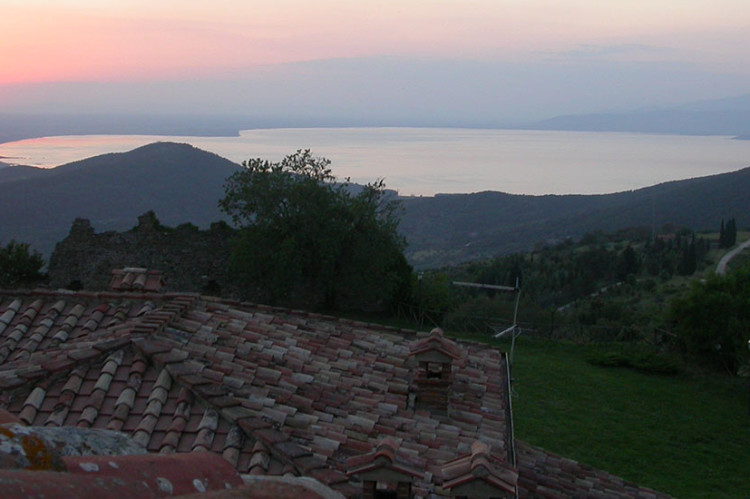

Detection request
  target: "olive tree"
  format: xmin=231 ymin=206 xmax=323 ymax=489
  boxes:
xmin=219 ymin=149 xmax=410 ymax=310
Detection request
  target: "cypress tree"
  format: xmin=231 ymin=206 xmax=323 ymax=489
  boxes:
xmin=728 ymin=217 xmax=737 ymax=247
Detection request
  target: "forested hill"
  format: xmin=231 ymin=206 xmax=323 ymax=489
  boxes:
xmin=0 ymin=142 xmax=240 ymax=256
xmin=1 ymin=141 xmax=748 ymax=268
xmin=400 ymin=167 xmax=750 ymax=267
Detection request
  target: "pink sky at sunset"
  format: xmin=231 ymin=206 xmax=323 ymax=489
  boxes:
xmin=2 ymin=0 xmax=749 ymax=121
xmin=4 ymin=0 xmax=748 ymax=85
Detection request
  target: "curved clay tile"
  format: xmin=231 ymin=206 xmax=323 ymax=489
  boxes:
xmin=18 ymin=386 xmax=46 ymax=425
xmin=45 ymin=367 xmax=87 ymax=427
xmin=82 ymin=304 xmax=108 ymax=332
xmin=192 ymin=408 xmax=219 ymax=452
xmin=0 ymin=300 xmax=44 ymax=363
xmin=77 ymin=350 xmax=125 ymax=428
xmin=107 ymin=353 xmax=147 ymax=432
xmin=222 ymin=425 xmax=244 ymax=468
xmin=51 ymin=303 xmax=86 ymax=345
xmin=0 ymin=299 xmax=23 ymax=335
xmin=132 ymin=368 xmax=172 ymax=448
xmin=159 ymin=387 xmax=193 ymax=454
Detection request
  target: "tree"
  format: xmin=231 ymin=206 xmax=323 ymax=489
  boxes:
xmin=0 ymin=240 xmax=45 ymax=288
xmin=727 ymin=217 xmax=737 ymax=247
xmin=616 ymin=245 xmax=639 ymax=280
xmin=677 ymin=234 xmax=697 ymax=276
xmin=669 ymin=266 xmax=750 ymax=373
xmin=719 ymin=217 xmax=737 ymax=249
xmin=219 ymin=149 xmax=410 ymax=310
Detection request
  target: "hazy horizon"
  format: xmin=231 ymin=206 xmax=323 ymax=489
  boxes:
xmin=3 ymin=129 xmax=750 ymax=196
xmin=3 ymin=1 xmax=749 ymax=125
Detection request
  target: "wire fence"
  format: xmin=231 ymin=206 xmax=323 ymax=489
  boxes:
xmin=394 ymin=301 xmax=654 ymax=345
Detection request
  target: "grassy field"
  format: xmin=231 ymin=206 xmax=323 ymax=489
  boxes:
xmin=507 ymin=338 xmax=750 ymax=498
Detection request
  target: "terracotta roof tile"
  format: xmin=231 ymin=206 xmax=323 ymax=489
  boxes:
xmin=110 ymin=268 xmax=165 ymax=293
xmin=0 ymin=288 xmax=671 ymax=498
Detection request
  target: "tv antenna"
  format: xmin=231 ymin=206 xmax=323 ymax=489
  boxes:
xmin=452 ymin=278 xmax=523 ymax=365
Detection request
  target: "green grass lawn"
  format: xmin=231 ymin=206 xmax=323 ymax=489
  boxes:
xmin=507 ymin=338 xmax=750 ymax=498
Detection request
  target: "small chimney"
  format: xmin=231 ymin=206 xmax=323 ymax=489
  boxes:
xmin=409 ymin=328 xmax=461 ymax=412
xmin=346 ymin=437 xmax=424 ymax=499
xmin=110 ymin=268 xmax=165 ymax=292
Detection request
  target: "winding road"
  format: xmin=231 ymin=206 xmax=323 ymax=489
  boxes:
xmin=715 ymin=238 xmax=750 ymax=275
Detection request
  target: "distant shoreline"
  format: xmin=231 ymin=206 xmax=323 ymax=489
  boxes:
xmin=0 ymin=113 xmax=257 ymax=147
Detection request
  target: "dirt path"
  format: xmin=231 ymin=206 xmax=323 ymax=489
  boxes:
xmin=715 ymin=238 xmax=750 ymax=275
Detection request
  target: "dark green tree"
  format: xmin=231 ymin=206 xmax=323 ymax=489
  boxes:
xmin=677 ymin=234 xmax=697 ymax=276
xmin=0 ymin=240 xmax=45 ymax=288
xmin=219 ymin=149 xmax=410 ymax=310
xmin=669 ymin=266 xmax=750 ymax=373
xmin=719 ymin=218 xmax=737 ymax=249
xmin=616 ymin=245 xmax=639 ymax=280
xmin=727 ymin=217 xmax=737 ymax=247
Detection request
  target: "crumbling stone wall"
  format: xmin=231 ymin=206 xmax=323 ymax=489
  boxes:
xmin=48 ymin=212 xmax=237 ymax=295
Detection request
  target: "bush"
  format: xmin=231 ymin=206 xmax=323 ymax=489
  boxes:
xmin=587 ymin=348 xmax=681 ymax=375
xmin=0 ymin=240 xmax=45 ymax=288
xmin=669 ymin=266 xmax=750 ymax=374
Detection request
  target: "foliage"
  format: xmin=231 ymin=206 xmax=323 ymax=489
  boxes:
xmin=219 ymin=149 xmax=410 ymax=310
xmin=719 ymin=217 xmax=737 ymax=249
xmin=669 ymin=265 xmax=750 ymax=373
xmin=0 ymin=240 xmax=44 ymax=288
xmin=511 ymin=338 xmax=750 ymax=498
xmin=586 ymin=348 xmax=681 ymax=375
xmin=404 ymin=225 xmax=730 ymax=355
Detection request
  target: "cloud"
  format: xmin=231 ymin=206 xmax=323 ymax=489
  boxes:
xmin=539 ymin=43 xmax=681 ymax=63
xmin=2 ymin=56 xmax=748 ymax=124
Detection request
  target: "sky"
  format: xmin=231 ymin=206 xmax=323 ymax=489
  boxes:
xmin=2 ymin=0 xmax=749 ymax=123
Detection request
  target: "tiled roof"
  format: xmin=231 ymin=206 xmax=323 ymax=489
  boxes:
xmin=0 ymin=422 xmax=326 ymax=498
xmin=345 ymin=436 xmax=424 ymax=479
xmin=515 ymin=441 xmax=668 ymax=498
xmin=110 ymin=268 xmax=165 ymax=292
xmin=442 ymin=440 xmax=518 ymax=496
xmin=0 ymin=288 xmax=670 ymax=498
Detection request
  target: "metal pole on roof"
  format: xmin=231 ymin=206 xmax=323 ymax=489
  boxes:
xmin=453 ymin=278 xmax=523 ymax=365
xmin=418 ymin=272 xmax=424 ymax=331
xmin=452 ymin=281 xmax=517 ymax=292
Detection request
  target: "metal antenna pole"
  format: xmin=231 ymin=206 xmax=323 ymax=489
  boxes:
xmin=454 ymin=279 xmax=523 ymax=365
xmin=509 ymin=277 xmax=522 ymax=365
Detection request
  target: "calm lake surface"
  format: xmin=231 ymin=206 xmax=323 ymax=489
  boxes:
xmin=2 ymin=128 xmax=750 ymax=196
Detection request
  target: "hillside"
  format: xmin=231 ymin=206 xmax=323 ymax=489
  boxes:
xmin=401 ymin=168 xmax=750 ymax=267
xmin=0 ymin=142 xmax=240 ymax=255
xmin=0 ymin=164 xmax=46 ymax=182
xmin=529 ymin=95 xmax=750 ymax=136
xmin=1 ymin=141 xmax=749 ymax=268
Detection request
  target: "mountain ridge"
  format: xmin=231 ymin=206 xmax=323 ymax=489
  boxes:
xmin=528 ymin=94 xmax=750 ymax=136
xmin=1 ymin=142 xmax=747 ymax=268
xmin=0 ymin=142 xmax=241 ymax=256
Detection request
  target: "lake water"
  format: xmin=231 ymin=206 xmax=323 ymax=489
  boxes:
xmin=1 ymin=128 xmax=749 ymax=196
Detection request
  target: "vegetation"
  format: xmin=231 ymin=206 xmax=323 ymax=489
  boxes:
xmin=0 ymin=240 xmax=44 ymax=288
xmin=669 ymin=267 xmax=750 ymax=374
xmin=719 ymin=217 xmax=738 ymax=248
xmin=408 ymin=226 xmax=714 ymax=344
xmin=510 ymin=338 xmax=750 ymax=498
xmin=220 ymin=149 xmax=411 ymax=310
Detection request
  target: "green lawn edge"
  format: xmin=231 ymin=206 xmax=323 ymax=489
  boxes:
xmin=509 ymin=338 xmax=750 ymax=498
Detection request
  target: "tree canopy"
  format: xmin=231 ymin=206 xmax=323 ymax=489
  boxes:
xmin=219 ymin=149 xmax=410 ymax=310
xmin=0 ymin=240 xmax=44 ymax=288
xmin=669 ymin=265 xmax=750 ymax=373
